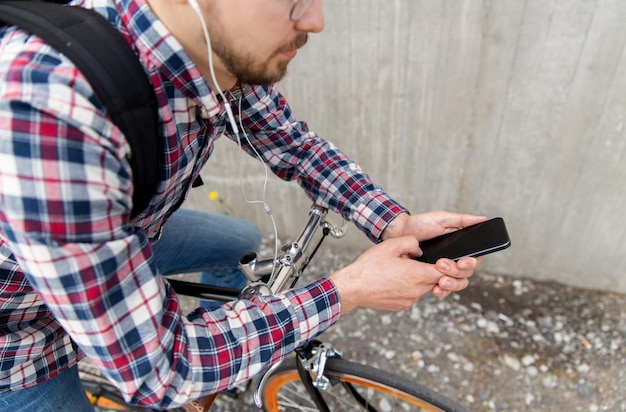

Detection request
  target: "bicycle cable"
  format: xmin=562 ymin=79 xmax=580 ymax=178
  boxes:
xmin=298 ymin=226 xmax=329 ymax=275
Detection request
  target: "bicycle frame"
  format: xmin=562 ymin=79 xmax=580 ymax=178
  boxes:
xmin=167 ymin=205 xmax=347 ymax=301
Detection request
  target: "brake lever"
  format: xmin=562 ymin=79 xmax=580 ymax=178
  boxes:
xmin=321 ymin=219 xmax=348 ymax=239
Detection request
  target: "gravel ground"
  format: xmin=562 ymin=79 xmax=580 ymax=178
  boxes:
xmin=201 ymin=241 xmax=626 ymax=412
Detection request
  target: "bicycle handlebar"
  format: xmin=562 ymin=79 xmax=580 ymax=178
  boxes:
xmin=239 ymin=205 xmax=347 ymax=297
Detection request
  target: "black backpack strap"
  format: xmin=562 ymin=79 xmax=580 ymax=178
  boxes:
xmin=0 ymin=1 xmax=161 ymax=217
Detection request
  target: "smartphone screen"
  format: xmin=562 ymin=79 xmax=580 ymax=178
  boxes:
xmin=415 ymin=217 xmax=511 ymax=264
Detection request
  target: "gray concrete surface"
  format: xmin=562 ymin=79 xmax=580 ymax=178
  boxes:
xmin=190 ymin=0 xmax=626 ymax=292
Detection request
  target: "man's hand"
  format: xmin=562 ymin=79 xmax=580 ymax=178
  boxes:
xmin=329 ymin=236 xmax=480 ymax=314
xmin=380 ymin=211 xmax=488 ymax=297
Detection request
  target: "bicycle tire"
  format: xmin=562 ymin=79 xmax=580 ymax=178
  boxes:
xmin=259 ymin=357 xmax=467 ymax=412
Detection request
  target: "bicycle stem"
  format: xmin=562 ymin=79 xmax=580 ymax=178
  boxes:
xmin=239 ymin=205 xmax=341 ymax=297
xmin=269 ymin=206 xmax=327 ymax=293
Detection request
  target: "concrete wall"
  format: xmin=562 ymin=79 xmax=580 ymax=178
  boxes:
xmin=190 ymin=0 xmax=626 ymax=293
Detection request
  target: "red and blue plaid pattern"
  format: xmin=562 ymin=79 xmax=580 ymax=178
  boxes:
xmin=0 ymin=0 xmax=406 ymax=407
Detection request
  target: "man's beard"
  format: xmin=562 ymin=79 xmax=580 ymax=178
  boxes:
xmin=211 ymin=33 xmax=308 ymax=85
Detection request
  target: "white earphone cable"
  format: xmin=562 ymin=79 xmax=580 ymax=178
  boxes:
xmin=189 ymin=0 xmax=279 ymax=276
xmin=236 ymin=95 xmax=279 ymax=271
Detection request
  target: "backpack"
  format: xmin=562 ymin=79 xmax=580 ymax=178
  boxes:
xmin=0 ymin=0 xmax=161 ymax=218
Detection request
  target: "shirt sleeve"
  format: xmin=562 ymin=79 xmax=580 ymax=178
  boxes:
xmin=234 ymin=84 xmax=409 ymax=243
xmin=0 ymin=100 xmax=341 ymax=409
xmin=0 ymin=50 xmax=340 ymax=408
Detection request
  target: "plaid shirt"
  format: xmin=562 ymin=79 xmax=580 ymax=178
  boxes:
xmin=0 ymin=0 xmax=407 ymax=408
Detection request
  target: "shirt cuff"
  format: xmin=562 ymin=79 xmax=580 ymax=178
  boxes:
xmin=351 ymin=192 xmax=409 ymax=243
xmin=282 ymin=277 xmax=341 ymax=343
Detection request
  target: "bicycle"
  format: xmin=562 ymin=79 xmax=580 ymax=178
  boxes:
xmin=79 ymin=205 xmax=468 ymax=412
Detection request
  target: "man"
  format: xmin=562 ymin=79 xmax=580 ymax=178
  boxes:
xmin=0 ymin=0 xmax=486 ymax=410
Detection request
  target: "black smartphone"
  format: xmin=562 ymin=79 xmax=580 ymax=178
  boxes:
xmin=415 ymin=217 xmax=511 ymax=264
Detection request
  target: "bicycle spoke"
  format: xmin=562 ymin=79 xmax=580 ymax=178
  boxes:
xmin=275 ymin=385 xmax=319 ymax=412
xmin=279 ymin=380 xmax=357 ymax=411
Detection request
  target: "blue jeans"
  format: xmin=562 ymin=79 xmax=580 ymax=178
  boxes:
xmin=0 ymin=209 xmax=261 ymax=411
xmin=0 ymin=365 xmax=94 ymax=411
xmin=153 ymin=208 xmax=262 ymax=292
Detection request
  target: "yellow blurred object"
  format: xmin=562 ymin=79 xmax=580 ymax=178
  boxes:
xmin=208 ymin=191 xmax=232 ymax=215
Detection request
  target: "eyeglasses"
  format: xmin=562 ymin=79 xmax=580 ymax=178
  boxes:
xmin=290 ymin=0 xmax=312 ymax=21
